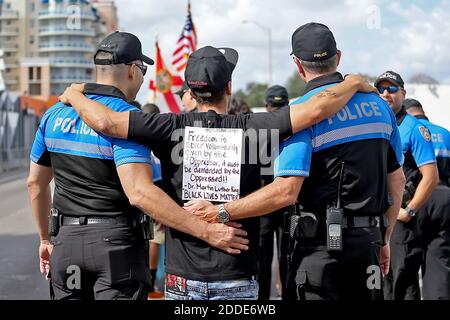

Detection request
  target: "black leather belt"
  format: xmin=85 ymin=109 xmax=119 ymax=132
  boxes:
xmin=342 ymin=216 xmax=381 ymax=229
xmin=61 ymin=215 xmax=133 ymax=226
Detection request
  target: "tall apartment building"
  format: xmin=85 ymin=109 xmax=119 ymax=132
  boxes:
xmin=0 ymin=0 xmax=118 ymax=101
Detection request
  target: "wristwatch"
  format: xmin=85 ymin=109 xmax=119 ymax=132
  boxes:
xmin=217 ymin=204 xmax=231 ymax=223
xmin=405 ymin=206 xmax=416 ymax=218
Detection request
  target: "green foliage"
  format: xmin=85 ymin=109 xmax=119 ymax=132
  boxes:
xmin=285 ymin=71 xmax=306 ymax=98
xmin=234 ymin=82 xmax=268 ymax=108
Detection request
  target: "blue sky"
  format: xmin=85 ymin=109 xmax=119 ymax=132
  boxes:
xmin=114 ymin=0 xmax=450 ymax=102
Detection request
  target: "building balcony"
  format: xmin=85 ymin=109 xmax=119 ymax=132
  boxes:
xmin=39 ymin=27 xmax=95 ymax=37
xmin=0 ymin=11 xmax=19 ymax=20
xmin=4 ymin=62 xmax=18 ymax=68
xmin=49 ymin=58 xmax=94 ymax=68
xmin=51 ymin=76 xmax=93 ymax=84
xmin=4 ymin=79 xmax=18 ymax=84
xmin=38 ymin=9 xmax=95 ymax=21
xmin=0 ymin=28 xmax=19 ymax=36
xmin=1 ymin=45 xmax=18 ymax=52
xmin=39 ymin=42 xmax=94 ymax=53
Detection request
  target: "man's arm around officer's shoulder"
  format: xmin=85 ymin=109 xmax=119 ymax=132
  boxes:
xmin=116 ymin=162 xmax=250 ymax=254
xmin=289 ymin=74 xmax=377 ymax=133
xmin=59 ymin=75 xmax=377 ymax=139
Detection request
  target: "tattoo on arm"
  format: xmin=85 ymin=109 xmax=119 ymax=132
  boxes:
xmin=316 ymin=89 xmax=337 ymax=98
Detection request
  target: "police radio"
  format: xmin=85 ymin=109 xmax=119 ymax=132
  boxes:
xmin=326 ymin=162 xmax=345 ymax=252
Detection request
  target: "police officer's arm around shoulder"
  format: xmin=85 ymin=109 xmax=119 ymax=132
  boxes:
xmin=289 ymin=74 xmax=377 ymax=133
xmin=27 ymin=161 xmax=53 ymax=278
xmin=116 ymin=162 xmax=250 ymax=254
xmin=59 ymin=75 xmax=376 ymax=140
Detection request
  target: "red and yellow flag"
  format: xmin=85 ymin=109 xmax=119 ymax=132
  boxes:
xmin=149 ymin=42 xmax=183 ymax=113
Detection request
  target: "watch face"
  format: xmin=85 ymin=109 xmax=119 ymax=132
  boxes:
xmin=218 ymin=209 xmax=230 ymax=223
xmin=407 ymin=208 xmax=415 ymax=217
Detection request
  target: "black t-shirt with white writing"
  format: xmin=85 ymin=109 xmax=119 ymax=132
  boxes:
xmin=128 ymin=108 xmax=292 ymax=281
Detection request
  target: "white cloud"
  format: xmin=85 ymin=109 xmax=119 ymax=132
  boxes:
xmin=113 ymin=0 xmax=449 ymax=102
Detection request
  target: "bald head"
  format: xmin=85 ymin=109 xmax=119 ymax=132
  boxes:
xmin=94 ymin=52 xmax=129 ymax=80
xmin=93 ymin=51 xmax=145 ymax=102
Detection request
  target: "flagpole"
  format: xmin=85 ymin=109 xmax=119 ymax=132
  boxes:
xmin=153 ymin=34 xmax=158 ymax=102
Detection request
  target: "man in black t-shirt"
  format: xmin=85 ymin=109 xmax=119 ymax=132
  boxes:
xmin=59 ymin=45 xmax=375 ymax=300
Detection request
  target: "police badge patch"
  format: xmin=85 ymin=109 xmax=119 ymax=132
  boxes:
xmin=419 ymin=126 xmax=431 ymax=142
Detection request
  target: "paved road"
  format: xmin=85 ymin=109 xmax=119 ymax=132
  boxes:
xmin=0 ymin=175 xmax=282 ymax=300
xmin=0 ymin=177 xmax=49 ymax=300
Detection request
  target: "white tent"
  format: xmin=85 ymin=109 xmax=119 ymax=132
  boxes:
xmin=406 ymin=84 xmax=450 ymax=130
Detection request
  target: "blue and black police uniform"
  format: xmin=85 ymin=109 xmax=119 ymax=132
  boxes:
xmin=414 ymin=114 xmax=450 ymax=186
xmin=274 ymin=72 xmax=404 ymax=300
xmin=383 ymin=107 xmax=436 ymax=300
xmin=409 ymin=109 xmax=450 ymax=299
xmin=31 ymin=84 xmax=152 ymax=300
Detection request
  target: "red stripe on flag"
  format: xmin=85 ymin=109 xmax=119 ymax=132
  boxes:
xmin=176 ymin=62 xmax=187 ymax=72
xmin=172 ymin=43 xmax=188 ymax=56
xmin=172 ymin=76 xmax=183 ymax=86
xmin=172 ymin=53 xmax=187 ymax=66
xmin=163 ymin=91 xmax=181 ymax=113
xmin=149 ymin=80 xmax=156 ymax=90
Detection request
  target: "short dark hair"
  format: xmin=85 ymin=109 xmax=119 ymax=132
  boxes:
xmin=300 ymin=53 xmax=338 ymax=74
xmin=191 ymin=88 xmax=226 ymax=105
xmin=228 ymin=96 xmax=252 ymax=115
xmin=142 ymin=103 xmax=160 ymax=114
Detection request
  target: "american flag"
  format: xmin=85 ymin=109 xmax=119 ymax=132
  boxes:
xmin=171 ymin=2 xmax=197 ymax=73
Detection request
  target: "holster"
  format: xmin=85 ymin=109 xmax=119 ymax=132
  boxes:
xmin=402 ymin=181 xmax=416 ymax=208
xmin=48 ymin=208 xmax=60 ymax=237
xmin=139 ymin=213 xmax=154 ymax=241
xmin=284 ymin=203 xmax=318 ymax=240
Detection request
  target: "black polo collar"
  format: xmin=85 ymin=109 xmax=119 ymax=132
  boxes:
xmin=414 ymin=114 xmax=428 ymax=121
xmin=83 ymin=83 xmax=128 ymax=101
xmin=302 ymin=72 xmax=344 ymax=95
xmin=396 ymin=107 xmax=407 ymax=126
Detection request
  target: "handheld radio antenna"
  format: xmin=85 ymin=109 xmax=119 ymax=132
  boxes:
xmin=336 ymin=161 xmax=345 ymax=209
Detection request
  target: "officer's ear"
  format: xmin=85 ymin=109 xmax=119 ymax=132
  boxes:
xmin=336 ymin=50 xmax=342 ymax=67
xmin=226 ymin=81 xmax=232 ymax=95
xmin=294 ymin=57 xmax=307 ymax=80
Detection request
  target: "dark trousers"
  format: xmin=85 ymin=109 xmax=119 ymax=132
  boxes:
xmin=419 ymin=185 xmax=450 ymax=300
xmin=49 ymin=223 xmax=150 ymax=300
xmin=383 ymin=217 xmax=423 ymax=300
xmin=258 ymin=211 xmax=288 ymax=300
xmin=287 ymin=227 xmax=384 ymax=300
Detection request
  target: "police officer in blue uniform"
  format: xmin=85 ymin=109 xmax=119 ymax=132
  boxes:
xmin=405 ymin=99 xmax=450 ymax=187
xmin=376 ymin=72 xmax=439 ymax=300
xmin=182 ymin=23 xmax=406 ymax=300
xmin=27 ymin=32 xmax=246 ymax=300
xmin=405 ymin=98 xmax=450 ymax=299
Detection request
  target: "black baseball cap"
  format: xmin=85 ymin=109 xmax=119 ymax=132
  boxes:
xmin=291 ymin=22 xmax=337 ymax=61
xmin=374 ymin=71 xmax=405 ymax=88
xmin=175 ymin=81 xmax=190 ymax=98
xmin=265 ymin=85 xmax=289 ymax=107
xmin=94 ymin=31 xmax=154 ymax=66
xmin=185 ymin=46 xmax=238 ymax=97
xmin=403 ymin=98 xmax=423 ymax=110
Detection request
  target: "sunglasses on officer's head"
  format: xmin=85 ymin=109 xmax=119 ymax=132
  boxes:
xmin=125 ymin=63 xmax=147 ymax=76
xmin=377 ymin=85 xmax=400 ymax=94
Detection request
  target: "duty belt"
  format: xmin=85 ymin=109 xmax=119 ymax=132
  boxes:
xmin=341 ymin=215 xmax=381 ymax=229
xmin=61 ymin=215 xmax=133 ymax=226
